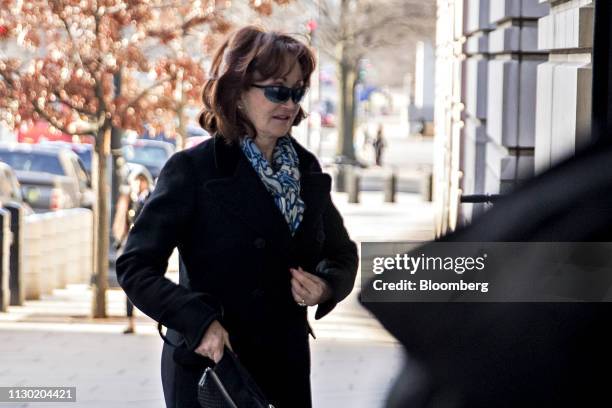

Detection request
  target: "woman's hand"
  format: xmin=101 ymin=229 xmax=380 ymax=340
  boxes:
xmin=290 ymin=266 xmax=333 ymax=306
xmin=194 ymin=320 xmax=233 ymax=363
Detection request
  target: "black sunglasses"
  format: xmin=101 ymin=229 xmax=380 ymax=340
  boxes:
xmin=251 ymin=84 xmax=307 ymax=104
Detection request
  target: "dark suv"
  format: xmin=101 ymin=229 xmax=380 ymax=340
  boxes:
xmin=0 ymin=144 xmax=93 ymax=212
xmin=122 ymin=139 xmax=175 ymax=181
xmin=0 ymin=162 xmax=33 ymax=214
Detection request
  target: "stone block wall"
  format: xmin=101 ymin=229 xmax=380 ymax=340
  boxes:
xmin=535 ymin=0 xmax=593 ymax=173
xmin=435 ymin=0 xmax=555 ymax=231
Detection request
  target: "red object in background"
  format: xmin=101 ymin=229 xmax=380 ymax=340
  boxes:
xmin=306 ymin=20 xmax=317 ymax=33
xmin=321 ymin=113 xmax=335 ymax=128
xmin=0 ymin=25 xmax=8 ymax=38
xmin=18 ymin=121 xmax=94 ymax=144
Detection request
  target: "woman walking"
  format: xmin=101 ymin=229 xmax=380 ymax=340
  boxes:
xmin=116 ymin=26 xmax=358 ymax=408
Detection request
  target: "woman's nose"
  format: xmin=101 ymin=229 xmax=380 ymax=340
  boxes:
xmin=281 ymin=98 xmax=297 ymax=109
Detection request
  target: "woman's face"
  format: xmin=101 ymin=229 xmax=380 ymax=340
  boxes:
xmin=240 ymin=62 xmax=304 ymax=140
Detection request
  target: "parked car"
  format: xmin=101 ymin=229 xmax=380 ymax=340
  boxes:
xmin=40 ymin=141 xmax=93 ymax=177
xmin=186 ymin=122 xmax=210 ymax=138
xmin=0 ymin=144 xmax=93 ymax=212
xmin=0 ymin=161 xmax=33 ymax=214
xmin=122 ymin=139 xmax=175 ymax=180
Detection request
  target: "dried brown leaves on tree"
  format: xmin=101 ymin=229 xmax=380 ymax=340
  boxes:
xmin=0 ymin=0 xmax=290 ymax=139
xmin=0 ymin=0 xmax=232 ymax=137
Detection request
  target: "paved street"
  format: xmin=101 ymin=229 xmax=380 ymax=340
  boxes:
xmin=0 ymin=125 xmax=435 ymax=408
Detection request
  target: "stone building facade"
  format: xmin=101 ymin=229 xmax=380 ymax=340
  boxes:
xmin=434 ymin=0 xmax=594 ymax=235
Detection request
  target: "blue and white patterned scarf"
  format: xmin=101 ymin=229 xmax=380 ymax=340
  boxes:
xmin=240 ymin=136 xmax=305 ymax=235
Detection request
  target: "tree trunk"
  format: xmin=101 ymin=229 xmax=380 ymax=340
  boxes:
xmin=92 ymin=127 xmax=110 ymax=318
xmin=110 ymin=125 xmax=123 ymax=227
xmin=336 ymin=45 xmax=357 ymax=162
xmin=174 ymin=70 xmax=187 ymax=152
xmin=336 ymin=59 xmax=358 ymax=161
xmin=335 ymin=0 xmax=357 ymax=162
xmin=175 ymin=103 xmax=187 ymax=152
xmin=110 ymin=70 xmax=123 ymax=226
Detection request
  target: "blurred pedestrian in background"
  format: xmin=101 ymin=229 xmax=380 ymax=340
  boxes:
xmin=112 ymin=168 xmax=152 ymax=334
xmin=373 ymin=123 xmax=386 ymax=166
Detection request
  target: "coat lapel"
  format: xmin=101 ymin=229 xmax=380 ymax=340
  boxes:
xmin=203 ymin=139 xmax=291 ymax=241
xmin=202 ymin=135 xmax=332 ymax=242
xmin=293 ymin=139 xmax=332 ymax=236
xmin=297 ymin=172 xmax=332 ymax=232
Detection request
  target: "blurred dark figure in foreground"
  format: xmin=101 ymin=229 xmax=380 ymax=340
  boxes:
xmin=113 ymin=168 xmax=152 ymax=334
xmin=361 ymin=141 xmax=612 ymax=407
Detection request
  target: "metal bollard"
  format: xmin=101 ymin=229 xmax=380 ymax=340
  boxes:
xmin=347 ymin=167 xmax=360 ymax=204
xmin=384 ymin=172 xmax=397 ymax=203
xmin=421 ymin=172 xmax=433 ymax=202
xmin=0 ymin=208 xmax=11 ymax=312
xmin=4 ymin=203 xmax=24 ymax=306
xmin=334 ymin=164 xmax=348 ymax=193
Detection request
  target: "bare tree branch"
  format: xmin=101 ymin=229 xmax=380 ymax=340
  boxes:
xmin=51 ymin=90 xmax=97 ymax=119
xmin=54 ymin=6 xmax=86 ymax=70
xmin=31 ymin=102 xmax=96 ymax=136
xmin=119 ymin=73 xmax=177 ymax=117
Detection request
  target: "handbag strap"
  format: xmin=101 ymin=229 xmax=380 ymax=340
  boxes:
xmin=158 ymin=321 xmax=182 ymax=347
xmin=199 ymin=367 xmax=239 ymax=408
xmin=220 ymin=347 xmax=274 ymax=407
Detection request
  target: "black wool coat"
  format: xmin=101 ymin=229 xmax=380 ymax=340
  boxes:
xmin=116 ymin=135 xmax=358 ymax=408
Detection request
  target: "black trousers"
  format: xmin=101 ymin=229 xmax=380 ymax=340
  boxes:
xmin=126 ymin=298 xmax=134 ymax=317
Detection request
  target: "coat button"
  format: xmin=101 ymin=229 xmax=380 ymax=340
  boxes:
xmin=254 ymin=237 xmax=266 ymax=249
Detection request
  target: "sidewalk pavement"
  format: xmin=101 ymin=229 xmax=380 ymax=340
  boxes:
xmin=0 ymin=191 xmax=434 ymax=407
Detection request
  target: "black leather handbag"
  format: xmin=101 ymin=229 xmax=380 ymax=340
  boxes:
xmin=197 ymin=347 xmax=275 ymax=408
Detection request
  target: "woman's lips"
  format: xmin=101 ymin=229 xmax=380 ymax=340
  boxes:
xmin=272 ymin=115 xmax=291 ymax=121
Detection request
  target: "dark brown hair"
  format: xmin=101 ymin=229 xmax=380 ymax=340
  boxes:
xmin=198 ymin=25 xmax=316 ymax=143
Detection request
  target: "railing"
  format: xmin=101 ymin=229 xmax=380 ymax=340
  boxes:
xmin=460 ymin=194 xmax=503 ymax=204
